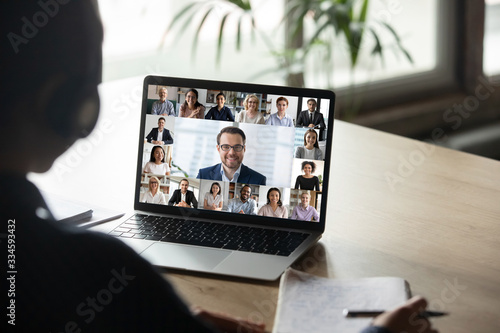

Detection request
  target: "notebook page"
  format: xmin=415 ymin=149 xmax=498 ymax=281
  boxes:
xmin=273 ymin=268 xmax=410 ymax=333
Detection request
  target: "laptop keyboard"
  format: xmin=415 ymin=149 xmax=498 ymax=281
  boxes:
xmin=110 ymin=214 xmax=310 ymax=256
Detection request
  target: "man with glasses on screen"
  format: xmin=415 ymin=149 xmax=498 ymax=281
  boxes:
xmin=197 ymin=127 xmax=266 ymax=185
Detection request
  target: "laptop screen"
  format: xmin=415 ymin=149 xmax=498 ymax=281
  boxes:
xmin=135 ymin=76 xmax=335 ymax=231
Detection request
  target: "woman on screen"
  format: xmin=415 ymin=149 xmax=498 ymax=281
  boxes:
xmin=142 ymin=176 xmax=167 ymax=205
xmin=203 ymin=182 xmax=223 ymax=211
xmin=205 ymin=92 xmax=234 ymax=121
xmin=179 ymin=88 xmax=205 ymax=119
xmin=236 ymin=94 xmax=265 ymax=124
xmin=265 ymin=96 xmax=293 ymax=127
xmin=258 ymin=187 xmax=288 ymax=218
xmin=294 ymin=161 xmax=320 ymax=191
xmin=143 ymin=146 xmax=170 ymax=176
xmin=294 ymin=129 xmax=323 ymax=160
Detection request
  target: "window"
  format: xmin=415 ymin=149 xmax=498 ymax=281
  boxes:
xmin=484 ymin=0 xmax=500 ymax=77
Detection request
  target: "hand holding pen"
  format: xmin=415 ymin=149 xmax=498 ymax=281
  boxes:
xmin=358 ymin=296 xmax=441 ymax=333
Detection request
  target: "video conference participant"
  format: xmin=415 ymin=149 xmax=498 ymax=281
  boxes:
xmin=143 ymin=145 xmax=171 ymax=175
xmin=205 ymin=92 xmax=235 ymax=121
xmin=151 ymin=87 xmax=175 ymax=116
xmin=227 ymin=185 xmax=257 ymax=214
xmin=180 ymin=88 xmax=205 ymax=119
xmin=294 ymin=161 xmax=320 ymax=191
xmin=265 ymin=97 xmax=294 ymax=127
xmin=296 ymin=99 xmax=326 ymax=139
xmin=236 ymin=94 xmax=265 ymax=124
xmin=142 ymin=176 xmax=167 ymax=205
xmin=168 ymin=178 xmax=198 ymax=208
xmin=146 ymin=117 xmax=174 ymax=145
xmin=294 ymin=129 xmax=324 ymax=160
xmin=197 ymin=126 xmax=266 ymax=185
xmin=291 ymin=192 xmax=319 ymax=221
xmin=204 ymin=182 xmax=223 ymax=211
xmin=258 ymin=187 xmax=288 ymax=218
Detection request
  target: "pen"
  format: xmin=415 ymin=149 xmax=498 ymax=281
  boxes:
xmin=343 ymin=309 xmax=448 ymax=318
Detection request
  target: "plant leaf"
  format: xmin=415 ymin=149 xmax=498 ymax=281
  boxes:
xmin=216 ymin=13 xmax=231 ymax=64
xmin=160 ymin=2 xmax=200 ymax=49
xmin=192 ymin=7 xmax=215 ymax=60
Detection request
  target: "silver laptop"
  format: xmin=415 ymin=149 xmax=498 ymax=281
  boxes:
xmin=109 ymin=76 xmax=335 ymax=280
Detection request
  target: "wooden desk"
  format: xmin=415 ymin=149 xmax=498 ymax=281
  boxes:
xmin=31 ymin=78 xmax=500 ymax=332
xmin=164 ymin=121 xmax=500 ymax=333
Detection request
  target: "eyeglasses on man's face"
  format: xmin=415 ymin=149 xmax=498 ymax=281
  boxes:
xmin=219 ymin=144 xmax=245 ymax=152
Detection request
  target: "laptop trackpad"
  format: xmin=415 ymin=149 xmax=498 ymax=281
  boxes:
xmin=141 ymin=243 xmax=231 ymax=271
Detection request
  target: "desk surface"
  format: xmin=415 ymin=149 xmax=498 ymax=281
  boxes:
xmin=31 ymin=78 xmax=500 ymax=332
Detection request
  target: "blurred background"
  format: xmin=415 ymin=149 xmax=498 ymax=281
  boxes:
xmin=97 ymin=0 xmax=500 ymax=160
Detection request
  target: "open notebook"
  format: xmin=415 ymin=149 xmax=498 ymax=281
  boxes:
xmin=273 ymin=268 xmax=411 ymax=332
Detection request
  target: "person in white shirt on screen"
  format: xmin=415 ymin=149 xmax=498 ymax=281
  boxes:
xmin=294 ymin=129 xmax=324 ymax=160
xmin=151 ymin=87 xmax=175 ymax=116
xmin=204 ymin=182 xmax=223 ymax=211
xmin=227 ymin=185 xmax=257 ymax=214
xmin=145 ymin=117 xmax=174 ymax=145
xmin=142 ymin=176 xmax=167 ymax=204
xmin=236 ymin=94 xmax=265 ymax=124
xmin=143 ymin=145 xmax=171 ymax=175
xmin=265 ymin=96 xmax=294 ymax=127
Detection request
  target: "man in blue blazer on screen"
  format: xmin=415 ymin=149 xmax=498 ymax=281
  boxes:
xmin=197 ymin=126 xmax=266 ymax=185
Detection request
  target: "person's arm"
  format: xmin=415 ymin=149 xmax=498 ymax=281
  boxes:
xmin=315 ymin=148 xmax=324 ymax=160
xmin=226 ymin=107 xmax=235 ymax=122
xmin=191 ymin=191 xmax=198 ymax=208
xmin=315 ymin=177 xmax=320 ymax=191
xmin=265 ymin=115 xmax=272 ymax=125
xmin=226 ymin=201 xmax=234 ymax=213
xmin=198 ymin=105 xmax=206 ymax=119
xmin=294 ymin=176 xmax=300 ymax=189
xmin=167 ymin=101 xmax=175 ymax=116
xmin=168 ymin=191 xmax=177 ymax=206
xmin=296 ymin=112 xmax=305 ymax=127
xmin=163 ymin=130 xmax=173 ymax=145
xmin=257 ymin=114 xmax=265 ymax=124
xmin=312 ymin=207 xmax=320 ymax=221
xmin=159 ymin=193 xmax=167 ymax=205
xmin=361 ymin=296 xmax=438 ymax=333
xmin=203 ymin=198 xmax=210 ymax=210
xmin=282 ymin=206 xmax=288 ymax=218
xmin=145 ymin=129 xmax=154 ymax=143
xmin=217 ymin=199 xmax=223 ymax=211
xmin=151 ymin=102 xmax=159 ymax=115
xmin=204 ymin=107 xmax=213 ymax=120
xmin=294 ymin=146 xmax=302 ymax=159
xmin=179 ymin=104 xmax=186 ymax=117
xmin=318 ymin=113 xmax=326 ymax=130
xmin=291 ymin=207 xmax=298 ymax=220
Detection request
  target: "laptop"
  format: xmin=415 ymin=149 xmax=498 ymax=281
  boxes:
xmin=109 ymin=76 xmax=335 ymax=281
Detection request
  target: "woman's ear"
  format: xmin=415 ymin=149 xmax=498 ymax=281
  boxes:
xmin=43 ymin=75 xmax=100 ymax=140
